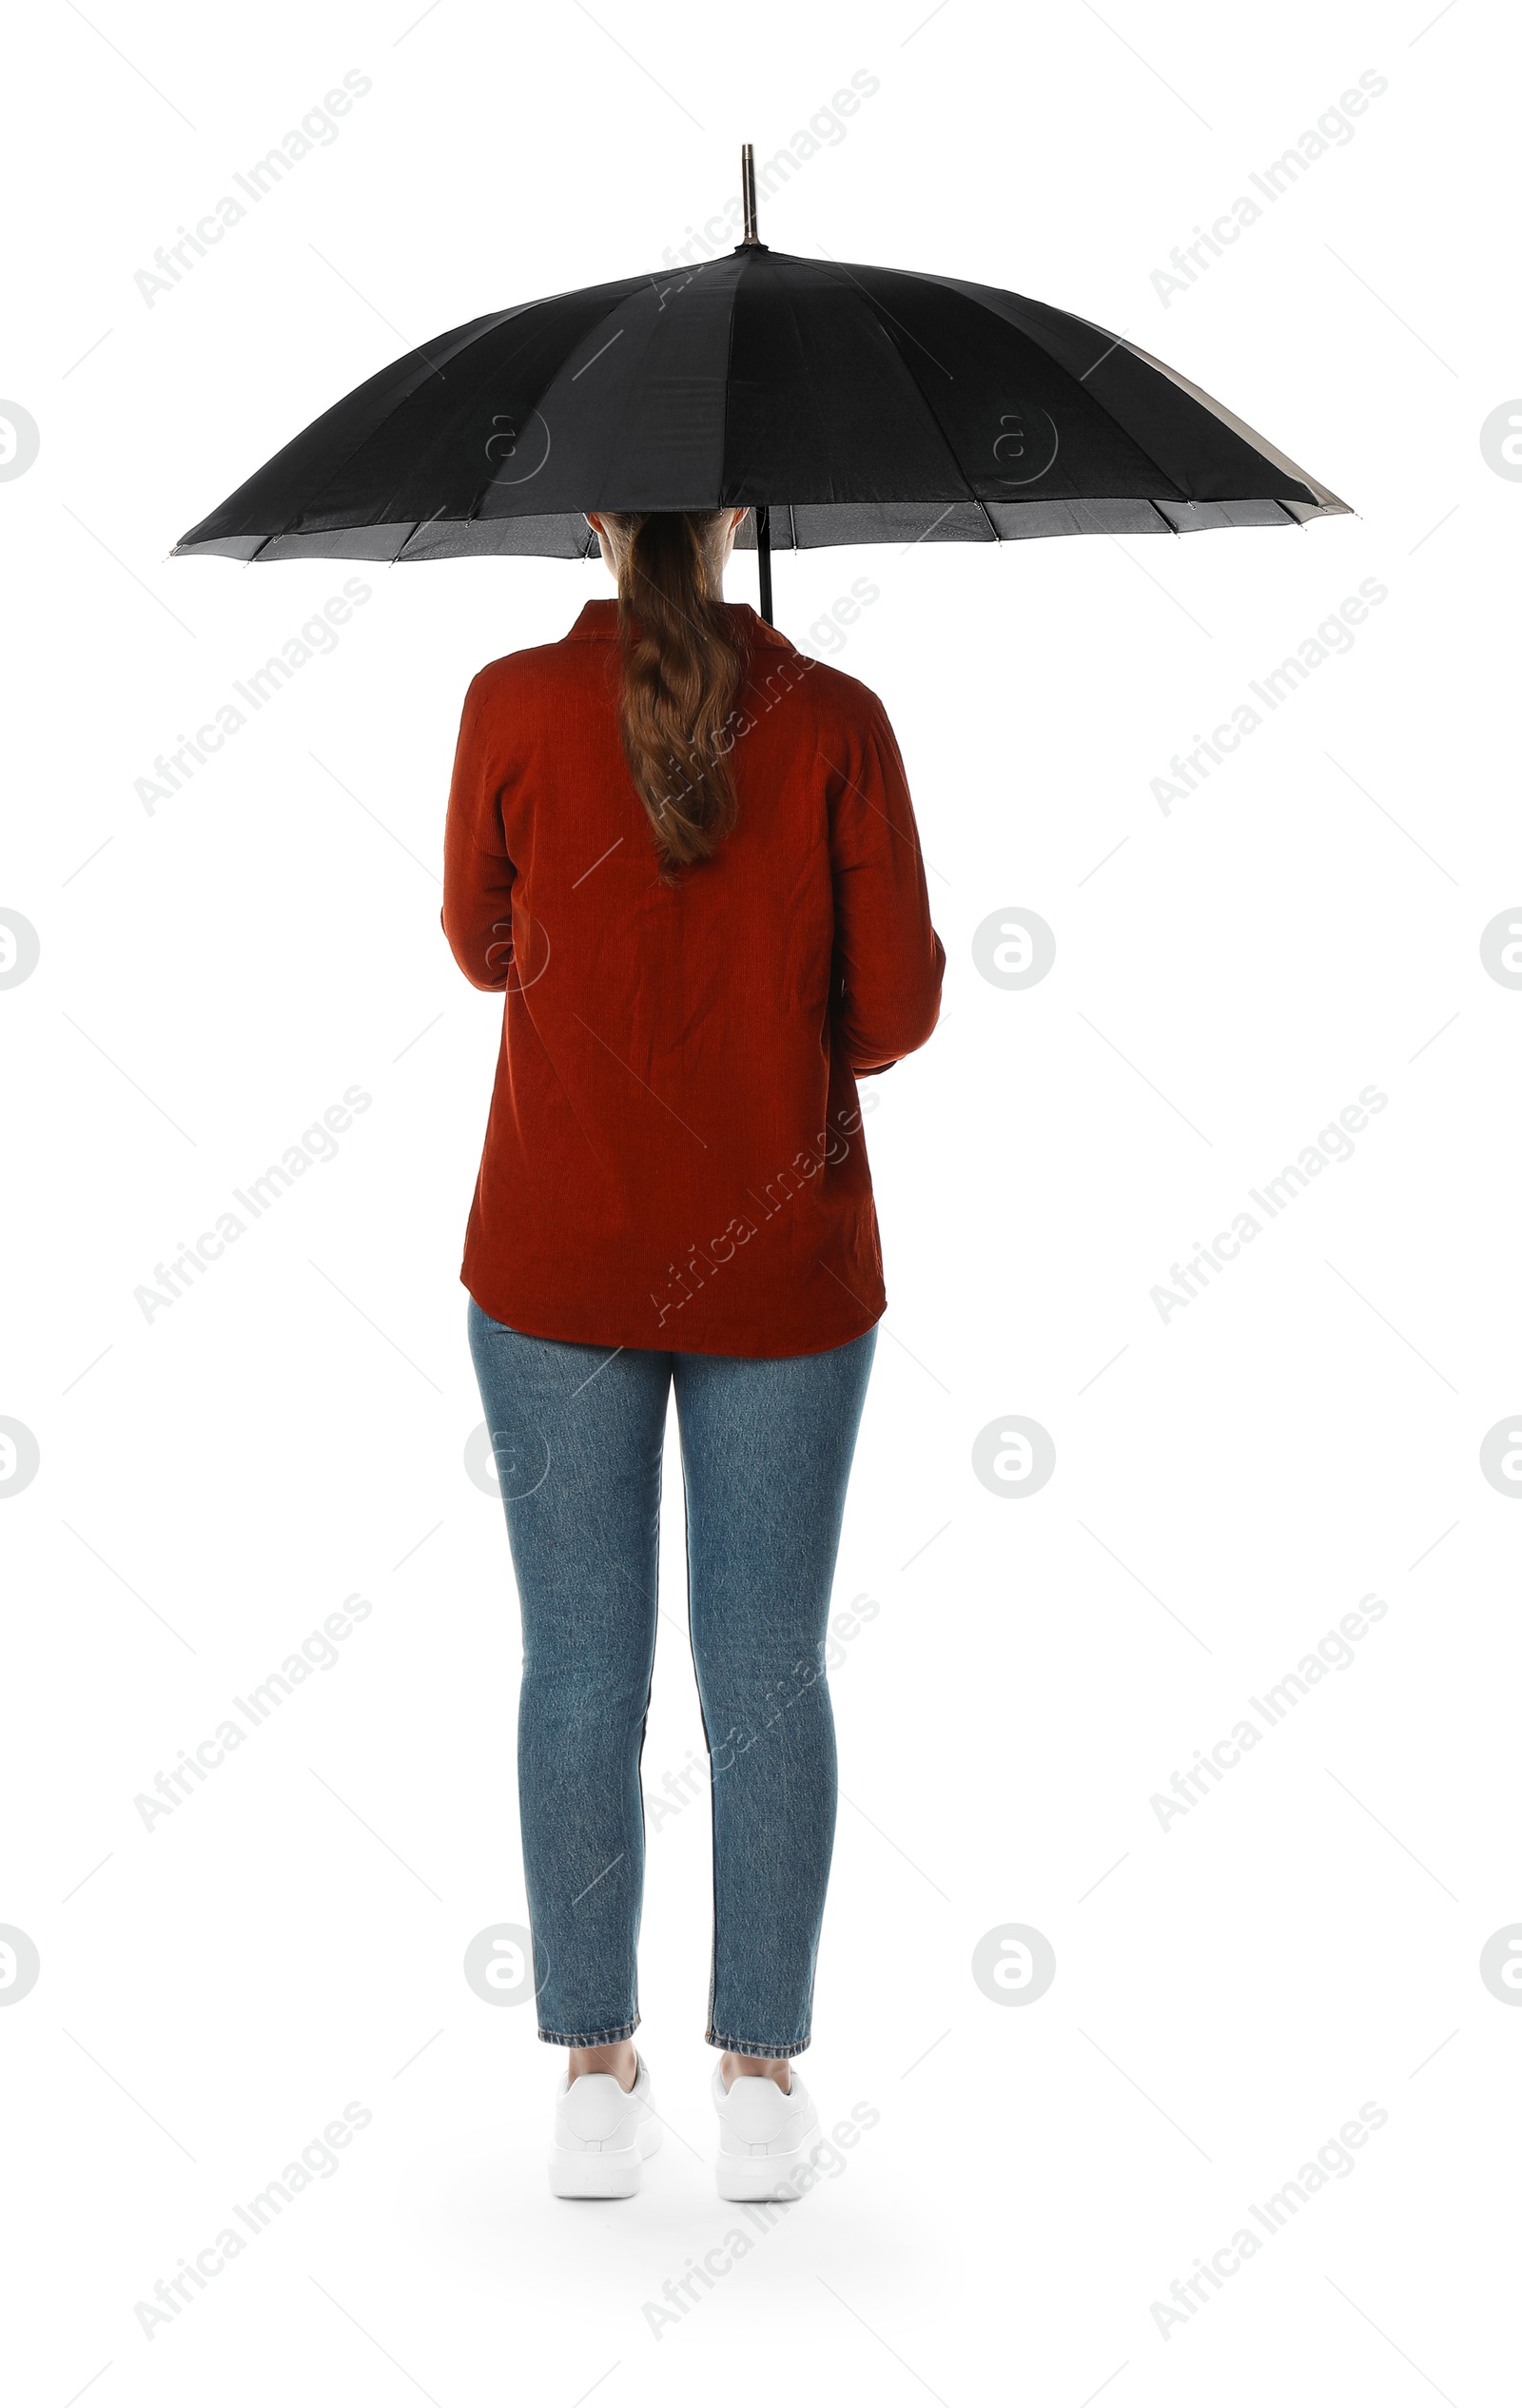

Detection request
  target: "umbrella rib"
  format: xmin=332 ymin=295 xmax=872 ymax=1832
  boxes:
xmin=395 ymin=513 xmax=440 ymax=560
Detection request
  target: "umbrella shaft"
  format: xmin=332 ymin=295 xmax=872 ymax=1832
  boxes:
xmin=754 ymin=503 xmax=773 ymax=624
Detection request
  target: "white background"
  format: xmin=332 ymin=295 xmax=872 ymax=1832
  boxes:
xmin=3 ymin=1 xmax=1517 ymax=2400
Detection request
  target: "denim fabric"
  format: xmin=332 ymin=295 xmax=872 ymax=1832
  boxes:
xmin=467 ymin=1299 xmax=876 ymax=2056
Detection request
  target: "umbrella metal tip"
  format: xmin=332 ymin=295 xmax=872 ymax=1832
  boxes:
xmin=740 ymin=141 xmax=760 ymax=245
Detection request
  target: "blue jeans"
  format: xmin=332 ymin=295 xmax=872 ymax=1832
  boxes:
xmin=467 ymin=1301 xmax=877 ymax=2058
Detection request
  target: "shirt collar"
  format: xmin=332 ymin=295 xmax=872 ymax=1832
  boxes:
xmin=566 ymin=597 xmax=791 ymax=649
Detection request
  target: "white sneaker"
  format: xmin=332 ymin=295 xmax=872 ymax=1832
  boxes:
xmin=549 ymin=2053 xmax=663 ymax=2199
xmin=711 ymin=2062 xmax=821 ymax=2201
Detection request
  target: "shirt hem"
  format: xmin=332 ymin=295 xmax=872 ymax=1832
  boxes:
xmin=460 ymin=1267 xmax=884 ymax=1360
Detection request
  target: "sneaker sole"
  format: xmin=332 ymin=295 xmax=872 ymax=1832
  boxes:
xmin=715 ymin=2118 xmax=821 ymax=2202
xmin=550 ymin=2115 xmax=661 ymax=2199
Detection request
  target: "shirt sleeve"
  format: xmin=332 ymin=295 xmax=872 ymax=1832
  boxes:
xmin=827 ymin=696 xmax=946 ymax=1076
xmin=440 ymin=670 xmax=517 ymax=991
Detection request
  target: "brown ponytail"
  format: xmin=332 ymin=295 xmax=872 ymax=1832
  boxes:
xmin=603 ymin=510 xmax=748 ymax=878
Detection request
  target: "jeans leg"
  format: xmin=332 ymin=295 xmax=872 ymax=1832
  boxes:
xmin=467 ymin=1301 xmax=672 ymax=2046
xmin=673 ymin=1325 xmax=877 ymax=2057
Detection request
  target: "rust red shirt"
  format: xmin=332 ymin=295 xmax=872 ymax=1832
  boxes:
xmin=441 ymin=598 xmax=944 ymax=1357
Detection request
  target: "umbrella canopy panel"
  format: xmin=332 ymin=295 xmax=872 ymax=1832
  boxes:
xmin=173 ymin=245 xmax=1349 ymax=564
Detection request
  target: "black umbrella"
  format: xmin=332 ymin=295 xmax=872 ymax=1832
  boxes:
xmin=173 ymin=146 xmax=1349 ymax=621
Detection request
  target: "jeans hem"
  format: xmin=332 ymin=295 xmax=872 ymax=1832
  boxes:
xmin=708 ymin=2030 xmax=810 ymax=2059
xmin=538 ymin=2017 xmax=640 ymax=2046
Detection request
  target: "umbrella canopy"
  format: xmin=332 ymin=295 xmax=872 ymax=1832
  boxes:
xmin=173 ymin=148 xmax=1348 ymax=599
